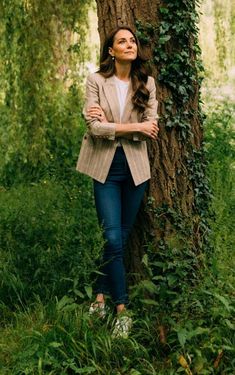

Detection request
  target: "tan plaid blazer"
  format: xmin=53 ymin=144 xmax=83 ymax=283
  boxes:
xmin=76 ymin=72 xmax=158 ymax=186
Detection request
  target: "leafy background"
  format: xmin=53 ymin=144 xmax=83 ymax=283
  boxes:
xmin=0 ymin=0 xmax=234 ymax=374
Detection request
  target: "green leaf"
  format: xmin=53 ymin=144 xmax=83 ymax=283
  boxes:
xmin=67 ymin=365 xmax=97 ymax=374
xmin=49 ymin=342 xmax=62 ymax=348
xmin=159 ymin=35 xmax=171 ymax=44
xmin=74 ymin=290 xmax=85 ymax=299
xmin=159 ymin=7 xmax=169 ymax=14
xmin=214 ymin=293 xmax=232 ymax=312
xmin=151 ymin=261 xmax=166 ymax=268
xmin=152 ymin=275 xmax=165 ymax=281
xmin=130 ymin=369 xmax=142 ymax=375
xmin=167 ymin=274 xmax=178 ymax=286
xmin=84 ymin=285 xmax=93 ymax=299
xmin=222 ymin=345 xmax=235 ymax=352
xmin=177 ymin=328 xmax=187 ymax=347
xmin=187 ymin=327 xmax=209 ymax=339
xmin=56 ymin=295 xmax=75 ymax=311
xmin=139 ymin=280 xmax=158 ymax=293
xmin=142 ymin=253 xmax=148 ymax=266
xmin=76 ymin=367 xmax=97 ymax=374
xmin=224 ymin=319 xmax=235 ymax=330
xmin=140 ymin=299 xmax=159 ymax=306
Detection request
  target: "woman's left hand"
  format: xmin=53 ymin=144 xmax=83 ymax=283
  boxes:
xmin=87 ymin=105 xmax=107 ymax=122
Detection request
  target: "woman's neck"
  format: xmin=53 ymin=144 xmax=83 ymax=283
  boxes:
xmin=114 ymin=62 xmax=131 ymax=81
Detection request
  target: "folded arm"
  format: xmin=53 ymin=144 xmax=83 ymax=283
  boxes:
xmin=83 ymin=74 xmax=116 ymax=140
xmin=83 ymin=74 xmax=159 ymax=141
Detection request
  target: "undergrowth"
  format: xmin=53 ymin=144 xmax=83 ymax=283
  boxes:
xmin=0 ymin=102 xmax=234 ymax=374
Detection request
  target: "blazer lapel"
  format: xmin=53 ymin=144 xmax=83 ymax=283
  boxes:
xmin=103 ymin=76 xmax=120 ymax=123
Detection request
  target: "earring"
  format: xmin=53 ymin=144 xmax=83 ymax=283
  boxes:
xmin=112 ymin=56 xmax=115 ymax=61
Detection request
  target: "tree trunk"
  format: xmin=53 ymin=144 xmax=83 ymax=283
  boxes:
xmin=96 ymin=0 xmax=207 ymax=280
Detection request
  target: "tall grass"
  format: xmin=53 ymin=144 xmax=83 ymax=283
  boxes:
xmin=0 ymin=101 xmax=234 ymax=374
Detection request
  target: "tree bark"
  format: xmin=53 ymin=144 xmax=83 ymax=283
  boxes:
xmin=96 ymin=0 xmax=205 ymax=280
xmin=96 ymin=0 xmax=160 ymax=43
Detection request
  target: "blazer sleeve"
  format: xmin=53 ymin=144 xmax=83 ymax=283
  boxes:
xmin=82 ymin=74 xmax=116 ymax=140
xmin=133 ymin=76 xmax=159 ymax=141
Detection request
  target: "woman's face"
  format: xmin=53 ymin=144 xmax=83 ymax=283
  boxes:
xmin=109 ymin=29 xmax=138 ymax=63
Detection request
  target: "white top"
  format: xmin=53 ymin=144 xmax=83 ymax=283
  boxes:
xmin=114 ymin=76 xmax=129 ymax=122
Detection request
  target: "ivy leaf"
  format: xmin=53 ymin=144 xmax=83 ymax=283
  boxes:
xmin=159 ymin=35 xmax=171 ymax=44
xmin=142 ymin=253 xmax=148 ymax=267
xmin=159 ymin=7 xmax=169 ymax=14
xmin=179 ymin=85 xmax=187 ymax=95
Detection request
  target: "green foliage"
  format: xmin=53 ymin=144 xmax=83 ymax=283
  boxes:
xmin=129 ymin=100 xmax=234 ymax=374
xmin=0 ymin=177 xmax=103 ymax=306
xmin=0 ymin=1 xmax=234 ymax=374
xmin=0 ymin=101 xmax=234 ymax=374
xmin=0 ymin=84 xmax=85 ymax=185
xmin=0 ymin=0 xmax=91 ymax=185
xmin=0 ymin=0 xmax=99 ymax=307
xmin=204 ymin=101 xmax=235 ymax=281
xmin=0 ymin=302 xmax=160 ymax=374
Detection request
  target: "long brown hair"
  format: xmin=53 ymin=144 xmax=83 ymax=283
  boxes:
xmin=98 ymin=26 xmax=151 ymax=112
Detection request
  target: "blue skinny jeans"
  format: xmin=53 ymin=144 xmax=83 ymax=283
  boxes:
xmin=93 ymin=147 xmax=148 ymax=305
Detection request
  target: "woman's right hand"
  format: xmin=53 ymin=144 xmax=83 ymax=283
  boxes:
xmin=139 ymin=120 xmax=159 ymax=139
xmin=87 ymin=105 xmax=107 ymax=122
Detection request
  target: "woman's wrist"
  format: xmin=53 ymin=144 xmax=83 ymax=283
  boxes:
xmin=115 ymin=122 xmax=141 ymax=135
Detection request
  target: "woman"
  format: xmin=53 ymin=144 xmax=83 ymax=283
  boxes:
xmin=76 ymin=25 xmax=159 ymax=338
